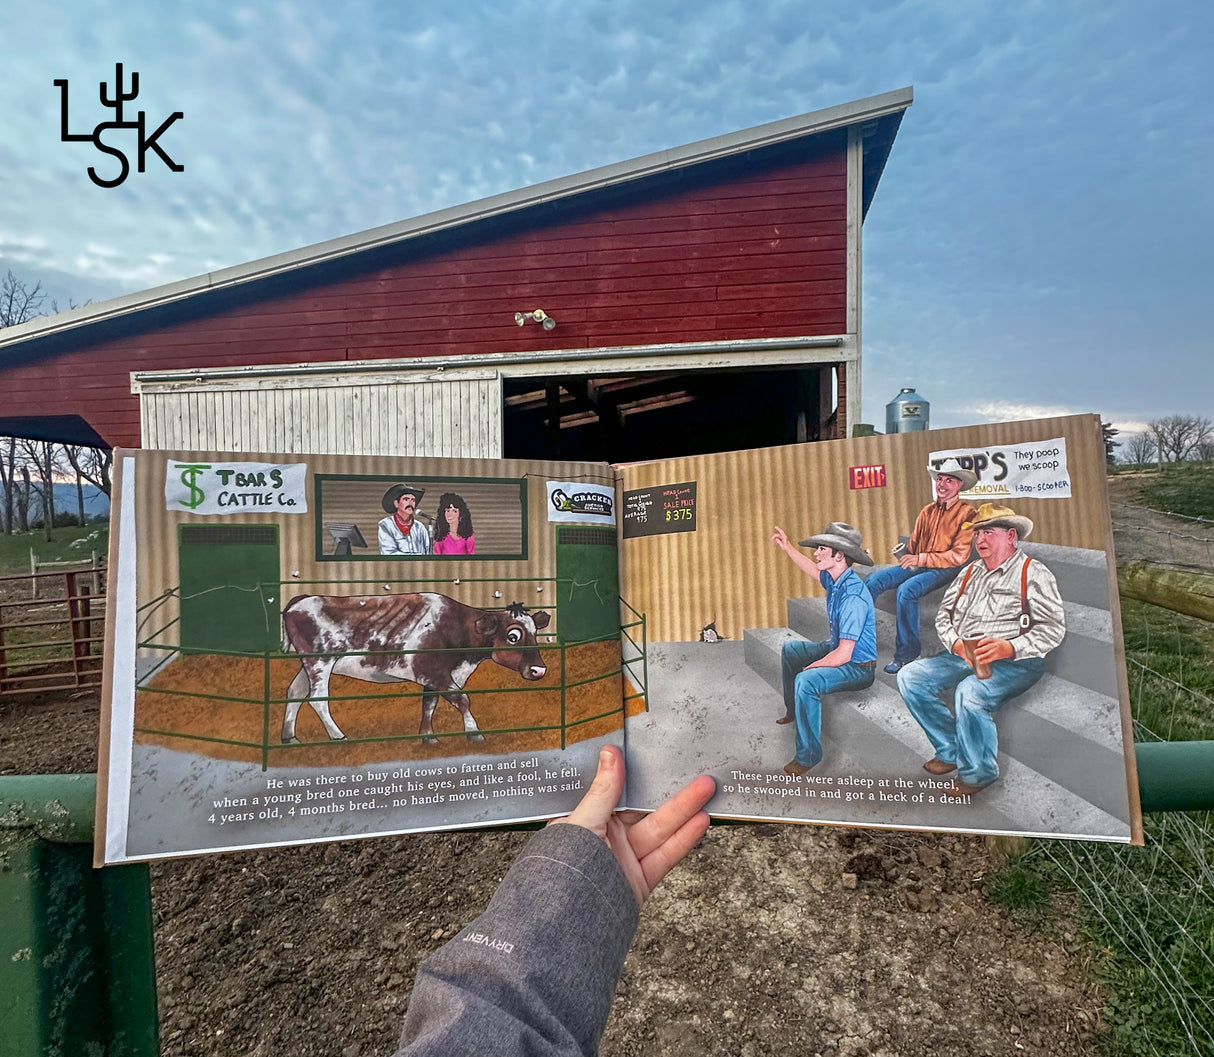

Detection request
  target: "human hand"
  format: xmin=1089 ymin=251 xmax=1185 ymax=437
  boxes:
xmin=973 ymin=637 xmax=1014 ymax=664
xmin=771 ymin=526 xmax=790 ymax=551
xmin=550 ymin=745 xmax=714 ymax=907
xmin=897 ymin=554 xmax=918 ymax=569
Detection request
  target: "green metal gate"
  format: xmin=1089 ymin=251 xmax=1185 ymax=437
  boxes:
xmin=554 ymin=525 xmax=619 ymax=644
xmin=178 ymin=524 xmax=280 ymax=653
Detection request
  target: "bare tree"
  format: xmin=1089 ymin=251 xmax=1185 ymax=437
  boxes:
xmin=1148 ymin=415 xmax=1213 ymax=462
xmin=1196 ymin=436 xmax=1214 ymax=463
xmin=17 ymin=462 xmax=31 ymax=532
xmin=56 ymin=446 xmax=86 ymax=525
xmin=0 ymin=439 xmax=39 ymax=534
xmin=18 ymin=439 xmax=56 ymax=540
xmin=1 ymin=273 xmax=48 ymax=534
xmin=0 ymin=437 xmax=15 ymax=533
xmin=0 ymin=269 xmax=47 ymax=328
xmin=62 ymin=443 xmax=113 ymax=506
xmin=1121 ymin=431 xmax=1156 ymax=466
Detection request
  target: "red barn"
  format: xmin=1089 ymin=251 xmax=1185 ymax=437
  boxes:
xmin=0 ymin=88 xmax=911 ymax=463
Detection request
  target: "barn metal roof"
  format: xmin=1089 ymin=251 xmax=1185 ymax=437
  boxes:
xmin=0 ymin=86 xmax=911 ymax=356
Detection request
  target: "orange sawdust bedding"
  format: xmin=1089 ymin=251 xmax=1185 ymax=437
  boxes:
xmin=133 ymin=639 xmax=643 ymax=768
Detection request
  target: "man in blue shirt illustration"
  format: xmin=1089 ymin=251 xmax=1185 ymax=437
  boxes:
xmin=770 ymin=522 xmax=878 ymax=776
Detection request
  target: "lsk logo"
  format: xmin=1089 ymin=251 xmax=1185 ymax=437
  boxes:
xmin=55 ymin=63 xmax=184 ymax=188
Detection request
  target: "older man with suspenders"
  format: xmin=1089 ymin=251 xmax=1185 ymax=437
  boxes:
xmin=896 ymin=503 xmax=1066 ymax=794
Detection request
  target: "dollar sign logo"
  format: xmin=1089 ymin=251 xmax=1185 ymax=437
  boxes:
xmin=176 ymin=464 xmax=210 ymax=509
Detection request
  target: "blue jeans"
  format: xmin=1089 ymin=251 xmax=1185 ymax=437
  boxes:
xmin=865 ymin=564 xmax=962 ymax=664
xmin=780 ymin=639 xmax=876 ymax=768
xmin=896 ymin=650 xmax=1046 ymax=786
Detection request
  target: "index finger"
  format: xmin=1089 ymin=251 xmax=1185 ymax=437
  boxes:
xmin=626 ymin=774 xmax=716 ymax=862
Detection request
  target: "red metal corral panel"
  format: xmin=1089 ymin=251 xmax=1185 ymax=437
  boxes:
xmin=0 ymin=143 xmax=848 ymax=448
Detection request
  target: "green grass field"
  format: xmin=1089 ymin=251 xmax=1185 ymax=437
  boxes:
xmin=1138 ymin=462 xmax=1214 ymax=520
xmin=0 ymin=524 xmax=108 ymax=578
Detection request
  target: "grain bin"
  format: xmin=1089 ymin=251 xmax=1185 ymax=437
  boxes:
xmin=885 ymin=387 xmax=929 ymax=433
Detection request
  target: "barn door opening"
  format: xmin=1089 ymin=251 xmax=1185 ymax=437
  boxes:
xmin=501 ymin=364 xmax=834 ymax=464
xmin=178 ymin=525 xmax=281 ymax=654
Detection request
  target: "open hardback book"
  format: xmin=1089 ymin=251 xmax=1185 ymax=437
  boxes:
xmin=96 ymin=413 xmax=1141 ymax=863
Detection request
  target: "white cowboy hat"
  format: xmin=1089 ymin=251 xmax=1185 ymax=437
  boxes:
xmin=962 ymin=503 xmax=1034 ymax=539
xmin=798 ymin=522 xmax=874 ymax=566
xmin=927 ymin=458 xmax=978 ymax=491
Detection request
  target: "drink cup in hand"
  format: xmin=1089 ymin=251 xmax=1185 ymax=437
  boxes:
xmin=961 ymin=636 xmax=992 ymax=679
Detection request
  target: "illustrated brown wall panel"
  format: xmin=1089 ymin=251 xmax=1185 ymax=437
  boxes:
xmin=133 ymin=449 xmax=614 ymax=656
xmin=619 ymin=416 xmax=1111 ymax=643
xmin=1 ymin=141 xmax=849 ymax=448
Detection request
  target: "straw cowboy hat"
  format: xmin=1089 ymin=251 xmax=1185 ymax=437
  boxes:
xmin=962 ymin=503 xmax=1034 ymax=539
xmin=798 ymin=522 xmax=874 ymax=566
xmin=381 ymin=483 xmax=426 ymax=513
xmin=927 ymin=457 xmax=978 ymax=491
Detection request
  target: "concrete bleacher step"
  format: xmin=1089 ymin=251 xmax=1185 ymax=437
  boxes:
xmin=786 ymin=595 xmax=1125 ymax=750
xmin=739 ymin=626 xmax=1128 ymax=834
xmin=788 ymin=593 xmax=1120 ymax=699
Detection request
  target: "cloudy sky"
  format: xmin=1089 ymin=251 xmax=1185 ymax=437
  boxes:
xmin=2 ymin=1 xmax=1210 ymax=435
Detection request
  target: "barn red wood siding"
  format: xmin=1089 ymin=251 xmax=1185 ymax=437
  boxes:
xmin=1 ymin=141 xmax=848 ymax=448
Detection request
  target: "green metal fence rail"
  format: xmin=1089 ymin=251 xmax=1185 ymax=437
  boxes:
xmin=1134 ymin=740 xmax=1214 ymax=813
xmin=619 ymin=596 xmax=649 ymax=711
xmin=0 ymin=774 xmax=159 ymax=1057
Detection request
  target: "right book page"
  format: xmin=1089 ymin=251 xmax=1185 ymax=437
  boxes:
xmin=617 ymin=414 xmax=1142 ymax=844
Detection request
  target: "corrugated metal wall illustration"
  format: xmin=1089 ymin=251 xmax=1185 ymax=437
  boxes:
xmin=618 ymin=416 xmax=1111 ymax=642
xmin=131 ymin=449 xmax=613 ymax=655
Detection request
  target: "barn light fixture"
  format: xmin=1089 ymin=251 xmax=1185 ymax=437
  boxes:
xmin=514 ymin=308 xmax=557 ymax=331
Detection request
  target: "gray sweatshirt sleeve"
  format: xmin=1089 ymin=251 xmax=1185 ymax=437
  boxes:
xmin=394 ymin=824 xmax=640 ymax=1057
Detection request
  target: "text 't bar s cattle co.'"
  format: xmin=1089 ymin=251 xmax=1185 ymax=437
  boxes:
xmin=929 ymin=437 xmax=1072 ymax=500
xmin=166 ymin=461 xmax=310 ymax=514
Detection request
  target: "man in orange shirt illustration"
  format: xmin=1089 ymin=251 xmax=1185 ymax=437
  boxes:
xmin=865 ymin=458 xmax=979 ymax=674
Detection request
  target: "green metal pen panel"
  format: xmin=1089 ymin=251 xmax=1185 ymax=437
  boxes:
xmin=554 ymin=525 xmax=619 ymax=644
xmin=178 ymin=524 xmax=281 ymax=654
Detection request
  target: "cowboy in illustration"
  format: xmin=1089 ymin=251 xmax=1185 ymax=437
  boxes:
xmin=865 ymin=457 xmax=980 ymax=674
xmin=770 ymin=522 xmax=877 ymax=776
xmin=378 ymin=484 xmax=432 ymax=555
xmin=896 ymin=503 xmax=1066 ymax=794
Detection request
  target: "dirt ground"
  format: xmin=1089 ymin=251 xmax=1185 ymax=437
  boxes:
xmin=5 ymin=699 xmax=1107 ymax=1057
xmin=11 ymin=485 xmax=1208 ymax=1056
xmin=1107 ymin=473 xmax=1213 ymax=568
xmin=133 ymin=639 xmax=628 ymax=767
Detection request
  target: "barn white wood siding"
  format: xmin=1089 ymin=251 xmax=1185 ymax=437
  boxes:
xmin=138 ymin=376 xmax=503 ymax=458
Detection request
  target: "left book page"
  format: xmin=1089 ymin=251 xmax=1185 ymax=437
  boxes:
xmin=96 ymin=448 xmax=622 ymax=865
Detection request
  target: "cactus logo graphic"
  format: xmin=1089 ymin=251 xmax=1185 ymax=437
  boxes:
xmin=54 ymin=63 xmax=184 ymax=188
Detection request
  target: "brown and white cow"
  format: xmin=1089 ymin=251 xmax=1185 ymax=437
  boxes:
xmin=280 ymin=593 xmax=551 ymax=744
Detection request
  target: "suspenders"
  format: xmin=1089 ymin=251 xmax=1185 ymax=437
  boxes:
xmin=948 ymin=556 xmax=1034 ymax=633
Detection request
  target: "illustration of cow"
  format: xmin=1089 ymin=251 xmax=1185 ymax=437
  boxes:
xmin=280 ymin=593 xmax=551 ymax=744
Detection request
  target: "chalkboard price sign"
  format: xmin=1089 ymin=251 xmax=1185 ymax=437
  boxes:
xmin=622 ymin=481 xmax=697 ymax=539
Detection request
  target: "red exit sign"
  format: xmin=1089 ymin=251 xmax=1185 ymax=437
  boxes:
xmin=849 ymin=464 xmax=887 ymax=490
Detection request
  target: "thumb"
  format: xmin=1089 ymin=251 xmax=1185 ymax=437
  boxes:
xmin=550 ymin=745 xmax=624 ymax=839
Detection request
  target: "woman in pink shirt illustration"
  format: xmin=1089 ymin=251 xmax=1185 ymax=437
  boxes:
xmin=433 ymin=492 xmax=476 ymax=555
